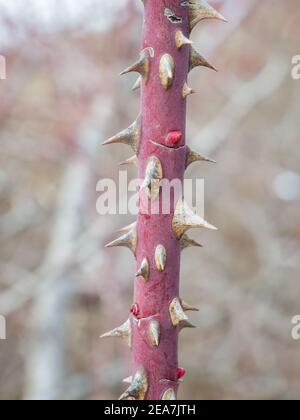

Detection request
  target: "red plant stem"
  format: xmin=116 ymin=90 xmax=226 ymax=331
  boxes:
xmin=133 ymin=0 xmax=190 ymax=400
xmin=102 ymin=0 xmax=224 ymax=401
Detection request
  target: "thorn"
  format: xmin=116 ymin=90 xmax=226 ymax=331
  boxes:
xmin=105 ymin=227 xmax=137 ymax=256
xmin=119 ymin=155 xmax=138 ymax=167
xmin=159 ymin=54 xmax=175 ymax=90
xmin=189 ymin=0 xmax=227 ymax=32
xmin=169 ymin=297 xmax=188 ymax=327
xmin=182 ymin=82 xmax=195 ymax=99
xmin=186 ymin=147 xmax=216 ymax=167
xmin=148 ymin=320 xmax=161 ymax=347
xmin=162 ymin=388 xmax=177 ymax=400
xmin=155 ymin=245 xmax=167 ymax=272
xmin=189 ymin=47 xmax=217 ymax=73
xmin=102 ymin=115 xmax=141 ymax=154
xmin=180 ymin=234 xmax=203 ymax=251
xmin=100 ymin=319 xmax=132 ymax=348
xmin=120 ymin=47 xmax=154 ymax=83
xmin=136 ymin=257 xmax=150 ymax=282
xmin=175 ymin=30 xmax=193 ymax=50
xmin=132 ymin=76 xmax=142 ymax=91
xmin=119 ymin=367 xmax=148 ymax=400
xmin=178 ymin=320 xmax=197 ymax=331
xmin=123 ymin=376 xmax=132 ymax=384
xmin=141 ymin=156 xmax=163 ymax=201
xmin=118 ymin=221 xmax=137 ymax=233
xmin=180 ymin=299 xmax=199 ymax=312
xmin=172 ymin=198 xmax=218 ymax=239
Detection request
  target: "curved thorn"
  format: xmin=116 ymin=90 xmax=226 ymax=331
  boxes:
xmin=186 ymin=147 xmax=216 ymax=167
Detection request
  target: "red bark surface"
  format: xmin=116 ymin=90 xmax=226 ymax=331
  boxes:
xmin=133 ymin=0 xmax=189 ymax=400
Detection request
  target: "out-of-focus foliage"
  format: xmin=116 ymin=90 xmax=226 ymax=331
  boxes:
xmin=0 ymin=0 xmax=300 ymax=400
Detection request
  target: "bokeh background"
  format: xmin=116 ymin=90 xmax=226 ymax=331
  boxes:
xmin=0 ymin=0 xmax=300 ymax=400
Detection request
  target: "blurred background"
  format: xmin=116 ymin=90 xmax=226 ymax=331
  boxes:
xmin=0 ymin=0 xmax=300 ymax=400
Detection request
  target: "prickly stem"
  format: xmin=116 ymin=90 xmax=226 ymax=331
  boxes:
xmin=103 ymin=0 xmax=225 ymax=400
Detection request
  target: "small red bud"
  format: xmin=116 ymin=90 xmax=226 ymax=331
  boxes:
xmin=177 ymin=367 xmax=186 ymax=380
xmin=130 ymin=303 xmax=140 ymax=317
xmin=165 ymin=131 xmax=182 ymax=147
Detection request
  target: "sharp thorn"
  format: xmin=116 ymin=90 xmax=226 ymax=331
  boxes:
xmin=159 ymin=54 xmax=175 ymax=90
xmin=136 ymin=257 xmax=150 ymax=282
xmin=172 ymin=198 xmax=218 ymax=239
xmin=100 ymin=319 xmax=132 ymax=348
